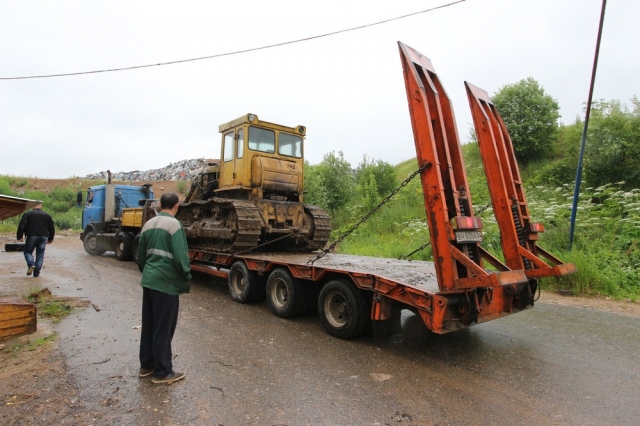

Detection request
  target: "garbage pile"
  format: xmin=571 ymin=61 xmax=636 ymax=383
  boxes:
xmin=84 ymin=158 xmax=210 ymax=182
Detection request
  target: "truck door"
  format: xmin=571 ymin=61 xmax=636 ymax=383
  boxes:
xmin=82 ymin=187 xmax=104 ymax=230
xmin=219 ymin=129 xmax=245 ymax=189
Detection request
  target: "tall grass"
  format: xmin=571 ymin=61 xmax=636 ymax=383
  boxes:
xmin=330 ymin=144 xmax=640 ymax=299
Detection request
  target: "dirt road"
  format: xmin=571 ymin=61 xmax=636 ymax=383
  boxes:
xmin=1 ymin=235 xmax=640 ymax=425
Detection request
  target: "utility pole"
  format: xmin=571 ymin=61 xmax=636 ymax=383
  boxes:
xmin=569 ymin=0 xmax=607 ymax=250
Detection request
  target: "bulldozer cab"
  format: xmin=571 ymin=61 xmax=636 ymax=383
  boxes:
xmin=217 ymin=114 xmax=306 ymax=202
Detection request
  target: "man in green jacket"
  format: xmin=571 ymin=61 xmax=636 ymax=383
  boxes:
xmin=137 ymin=192 xmax=191 ymax=384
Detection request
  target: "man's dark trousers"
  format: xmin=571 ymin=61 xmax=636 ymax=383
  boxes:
xmin=140 ymin=287 xmax=179 ymax=378
xmin=24 ymin=235 xmax=48 ymax=277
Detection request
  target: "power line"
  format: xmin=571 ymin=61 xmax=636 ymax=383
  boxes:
xmin=1 ymin=1 xmax=467 ymax=81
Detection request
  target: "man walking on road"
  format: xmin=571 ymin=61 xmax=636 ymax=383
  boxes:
xmin=137 ymin=192 xmax=191 ymax=385
xmin=17 ymin=202 xmax=55 ymax=278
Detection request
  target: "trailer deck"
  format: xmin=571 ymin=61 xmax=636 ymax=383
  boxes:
xmin=188 ymin=246 xmax=537 ymax=337
xmin=243 ymin=252 xmax=440 ymax=292
xmin=190 ymin=250 xmax=440 ymax=291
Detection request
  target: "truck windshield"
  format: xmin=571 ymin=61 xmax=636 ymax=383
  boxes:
xmin=248 ymin=126 xmax=275 ymax=153
xmin=278 ymin=133 xmax=302 ymax=158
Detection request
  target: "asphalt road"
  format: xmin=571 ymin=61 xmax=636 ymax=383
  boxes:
xmin=3 ymin=236 xmax=640 ymax=425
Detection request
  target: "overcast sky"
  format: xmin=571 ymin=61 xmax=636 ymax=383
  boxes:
xmin=1 ymin=0 xmax=637 ymax=179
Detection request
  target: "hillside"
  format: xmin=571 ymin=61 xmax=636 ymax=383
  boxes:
xmin=2 ymin=150 xmax=639 ymax=300
xmin=2 ymin=158 xmax=217 ymax=201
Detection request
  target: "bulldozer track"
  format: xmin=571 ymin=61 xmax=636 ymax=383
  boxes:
xmin=179 ymin=199 xmax=331 ymax=254
xmin=228 ymin=200 xmax=263 ymax=252
xmin=304 ymin=204 xmax=331 ymax=250
xmin=178 ymin=198 xmax=262 ymax=253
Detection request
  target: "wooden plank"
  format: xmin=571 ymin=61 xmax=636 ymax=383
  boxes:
xmin=0 ymin=324 xmax=37 ymax=339
xmin=0 ymin=317 xmax=37 ymax=330
xmin=0 ymin=300 xmax=37 ymax=340
xmin=0 ymin=309 xmax=36 ymax=321
xmin=0 ymin=303 xmax=35 ymax=313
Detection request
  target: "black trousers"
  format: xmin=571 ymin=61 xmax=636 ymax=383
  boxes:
xmin=140 ymin=287 xmax=179 ymax=378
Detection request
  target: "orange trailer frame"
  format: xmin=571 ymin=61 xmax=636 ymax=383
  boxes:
xmin=186 ymin=42 xmax=575 ymax=339
xmin=466 ymin=82 xmax=576 ymax=279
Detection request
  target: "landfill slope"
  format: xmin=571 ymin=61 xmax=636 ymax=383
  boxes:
xmin=84 ymin=158 xmax=213 ymax=182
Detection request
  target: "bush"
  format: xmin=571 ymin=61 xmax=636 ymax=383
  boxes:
xmin=176 ymin=180 xmax=187 ymax=195
xmin=0 ymin=177 xmax=18 ymax=196
xmin=304 ymin=151 xmax=355 ymax=212
xmin=355 ymin=155 xmax=397 ymax=197
xmin=529 ymin=158 xmax=577 ymax=187
xmin=584 ymin=98 xmax=640 ymax=189
xmin=55 ymin=211 xmax=82 ymax=230
xmin=7 ymin=177 xmax=29 ymax=188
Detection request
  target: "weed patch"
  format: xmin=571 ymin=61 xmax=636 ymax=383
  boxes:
xmin=25 ymin=287 xmax=89 ymax=323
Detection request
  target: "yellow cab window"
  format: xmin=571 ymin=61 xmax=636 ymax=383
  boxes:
xmin=223 ymin=132 xmax=234 ymax=162
xmin=278 ymin=133 xmax=302 ymax=158
xmin=248 ymin=127 xmax=275 ymax=153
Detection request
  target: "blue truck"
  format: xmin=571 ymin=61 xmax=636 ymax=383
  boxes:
xmin=78 ymin=173 xmax=155 ymax=261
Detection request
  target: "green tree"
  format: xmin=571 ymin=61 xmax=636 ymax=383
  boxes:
xmin=584 ymin=97 xmax=640 ymax=188
xmin=303 ymin=161 xmax=329 ymax=208
xmin=304 ymin=151 xmax=355 ymax=211
xmin=492 ymin=77 xmax=560 ymax=163
xmin=528 ymin=118 xmax=581 ymax=186
xmin=361 ymin=173 xmax=380 ymax=210
xmin=355 ymin=155 xmax=397 ymax=198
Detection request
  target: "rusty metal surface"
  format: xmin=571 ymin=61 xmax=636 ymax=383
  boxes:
xmin=466 ymin=81 xmax=576 ymax=279
xmin=241 ymin=252 xmax=441 ymax=293
xmin=398 ymin=42 xmax=528 ymax=293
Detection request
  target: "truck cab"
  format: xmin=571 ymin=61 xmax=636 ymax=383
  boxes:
xmin=217 ymin=113 xmax=306 ymax=201
xmin=79 ymin=183 xmax=154 ymax=260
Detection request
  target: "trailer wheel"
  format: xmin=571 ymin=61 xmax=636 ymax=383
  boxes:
xmin=114 ymin=232 xmax=133 ymax=261
xmin=83 ymin=231 xmax=106 ymax=256
xmin=266 ymin=268 xmax=308 ymax=318
xmin=318 ymin=280 xmax=370 ymax=339
xmin=228 ymin=261 xmax=261 ymax=303
xmin=132 ymin=234 xmax=141 ymax=264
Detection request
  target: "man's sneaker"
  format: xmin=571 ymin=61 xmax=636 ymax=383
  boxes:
xmin=27 ymin=266 xmax=35 ymax=276
xmin=138 ymin=368 xmax=154 ymax=378
xmin=152 ymin=371 xmax=185 ymax=385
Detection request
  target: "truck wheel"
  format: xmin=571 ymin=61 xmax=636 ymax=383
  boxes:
xmin=318 ymin=280 xmax=370 ymax=339
xmin=83 ymin=231 xmax=106 ymax=256
xmin=132 ymin=234 xmax=141 ymax=264
xmin=228 ymin=261 xmax=261 ymax=303
xmin=266 ymin=268 xmax=308 ymax=318
xmin=114 ymin=232 xmax=133 ymax=261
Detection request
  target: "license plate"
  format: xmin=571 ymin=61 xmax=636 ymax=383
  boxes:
xmin=455 ymin=231 xmax=483 ymax=243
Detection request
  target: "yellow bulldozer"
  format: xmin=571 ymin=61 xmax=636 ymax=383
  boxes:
xmin=178 ymin=113 xmax=331 ymax=253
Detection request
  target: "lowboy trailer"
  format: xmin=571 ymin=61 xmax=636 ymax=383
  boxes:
xmin=182 ymin=42 xmax=576 ymax=340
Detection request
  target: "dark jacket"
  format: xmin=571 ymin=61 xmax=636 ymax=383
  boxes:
xmin=17 ymin=208 xmax=55 ymax=242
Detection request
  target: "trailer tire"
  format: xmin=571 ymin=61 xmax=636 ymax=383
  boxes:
xmin=114 ymin=232 xmax=133 ymax=261
xmin=132 ymin=234 xmax=141 ymax=264
xmin=83 ymin=231 xmax=106 ymax=256
xmin=228 ymin=261 xmax=261 ymax=303
xmin=266 ymin=268 xmax=308 ymax=318
xmin=318 ymin=279 xmax=370 ymax=339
